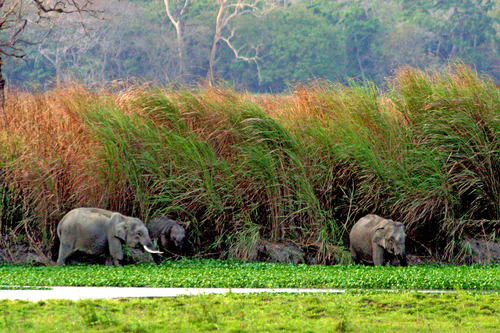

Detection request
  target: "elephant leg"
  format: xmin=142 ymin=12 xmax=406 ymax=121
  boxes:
xmin=56 ymin=243 xmax=73 ymax=266
xmin=372 ymin=245 xmax=385 ymax=266
xmin=384 ymin=252 xmax=396 ymax=266
xmin=350 ymin=246 xmax=360 ymax=264
xmin=108 ymin=237 xmax=124 ymax=266
xmin=104 ymin=257 xmax=115 ymax=266
xmin=399 ymin=254 xmax=408 ymax=267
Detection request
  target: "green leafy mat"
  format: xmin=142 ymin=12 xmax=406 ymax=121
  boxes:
xmin=0 ymin=260 xmax=498 ymax=290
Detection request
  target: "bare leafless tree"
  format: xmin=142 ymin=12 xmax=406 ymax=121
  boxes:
xmin=163 ymin=0 xmax=189 ymax=79
xmin=0 ymin=0 xmax=100 ymax=122
xmin=219 ymin=26 xmax=263 ymax=84
xmin=208 ymin=0 xmax=275 ymax=84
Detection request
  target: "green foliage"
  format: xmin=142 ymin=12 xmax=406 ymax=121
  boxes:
xmin=0 ymin=261 xmax=498 ymax=290
xmin=391 ymin=65 xmax=500 ymax=226
xmin=5 ymin=0 xmax=500 ymax=92
xmin=0 ymin=183 xmax=25 ymax=233
xmin=282 ymin=65 xmax=500 ymax=256
xmin=396 ymin=0 xmax=498 ymax=74
xmin=2 ymin=64 xmax=500 ymax=263
xmin=0 ymin=292 xmax=498 ymax=332
xmin=73 ymin=86 xmax=345 ymax=260
xmin=245 ymin=5 xmax=346 ymax=91
xmin=82 ymin=90 xmax=228 ymax=221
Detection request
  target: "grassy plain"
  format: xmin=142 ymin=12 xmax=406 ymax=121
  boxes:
xmin=0 ymin=292 xmax=499 ymax=332
xmin=0 ymin=261 xmax=498 ymax=331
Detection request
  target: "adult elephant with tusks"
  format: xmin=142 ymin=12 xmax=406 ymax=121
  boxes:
xmin=349 ymin=214 xmax=408 ymax=266
xmin=56 ymin=208 xmax=162 ymax=266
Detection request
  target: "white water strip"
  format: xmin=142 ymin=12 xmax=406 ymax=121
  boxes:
xmin=1 ymin=287 xmax=348 ymax=301
xmin=0 ymin=287 xmax=470 ymax=302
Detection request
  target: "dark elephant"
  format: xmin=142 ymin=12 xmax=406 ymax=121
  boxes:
xmin=56 ymin=207 xmax=162 ymax=266
xmin=147 ymin=216 xmax=186 ymax=261
xmin=349 ymin=214 xmax=407 ymax=266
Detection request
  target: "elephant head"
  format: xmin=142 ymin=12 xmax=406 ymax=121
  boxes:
xmin=147 ymin=216 xmax=186 ymax=262
xmin=373 ymin=219 xmax=406 ymax=257
xmin=160 ymin=223 xmax=185 ymax=252
xmin=108 ymin=213 xmax=162 ymax=263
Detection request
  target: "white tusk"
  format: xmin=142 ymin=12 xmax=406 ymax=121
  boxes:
xmin=143 ymin=245 xmax=163 ymax=254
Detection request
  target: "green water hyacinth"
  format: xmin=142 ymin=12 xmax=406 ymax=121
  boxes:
xmin=0 ymin=260 xmax=498 ymax=291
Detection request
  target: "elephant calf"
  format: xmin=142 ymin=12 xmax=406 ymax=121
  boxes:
xmin=147 ymin=216 xmax=186 ymax=261
xmin=56 ymin=208 xmax=162 ymax=266
xmin=349 ymin=214 xmax=407 ymax=266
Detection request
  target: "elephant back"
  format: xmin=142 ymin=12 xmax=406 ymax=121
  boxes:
xmin=147 ymin=217 xmax=177 ymax=239
xmin=354 ymin=214 xmax=385 ymax=230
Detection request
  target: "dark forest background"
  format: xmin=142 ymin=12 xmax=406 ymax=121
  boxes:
xmin=4 ymin=0 xmax=500 ymax=93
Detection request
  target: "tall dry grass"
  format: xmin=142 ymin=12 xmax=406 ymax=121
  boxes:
xmin=0 ymin=64 xmax=499 ymax=263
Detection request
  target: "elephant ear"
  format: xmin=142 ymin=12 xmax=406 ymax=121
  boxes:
xmin=162 ymin=224 xmax=173 ymax=237
xmin=160 ymin=224 xmax=173 ymax=247
xmin=373 ymin=219 xmax=391 ymax=248
xmin=160 ymin=233 xmax=168 ymax=248
xmin=111 ymin=213 xmax=127 ymax=241
xmin=394 ymin=221 xmax=405 ymax=232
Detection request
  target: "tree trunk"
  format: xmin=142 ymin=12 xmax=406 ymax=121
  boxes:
xmin=208 ymin=1 xmax=225 ymax=84
xmin=163 ymin=0 xmax=189 ymax=81
xmin=208 ymin=37 xmax=218 ymax=84
xmin=354 ymin=35 xmax=366 ymax=82
xmin=176 ymin=24 xmax=186 ymax=77
xmin=0 ymin=57 xmax=6 ymax=124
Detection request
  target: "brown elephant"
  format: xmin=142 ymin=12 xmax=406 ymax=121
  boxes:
xmin=56 ymin=208 xmax=162 ymax=266
xmin=349 ymin=214 xmax=407 ymax=266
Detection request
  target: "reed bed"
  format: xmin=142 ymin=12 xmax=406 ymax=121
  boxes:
xmin=0 ymin=64 xmax=498 ymax=264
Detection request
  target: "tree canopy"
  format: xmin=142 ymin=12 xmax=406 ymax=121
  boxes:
xmin=4 ymin=0 xmax=500 ymax=92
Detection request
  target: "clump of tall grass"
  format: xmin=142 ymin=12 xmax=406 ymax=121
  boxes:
xmin=0 ymin=85 xmax=106 ymax=248
xmin=274 ymin=63 xmax=500 ymax=261
xmin=0 ymin=64 xmax=499 ymax=264
xmin=392 ymin=64 xmax=500 ymax=258
xmin=79 ymin=85 xmax=344 ymax=262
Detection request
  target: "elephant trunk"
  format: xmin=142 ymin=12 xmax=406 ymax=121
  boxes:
xmin=398 ymin=251 xmax=408 ymax=267
xmin=143 ymin=244 xmax=162 ymax=254
xmin=393 ymin=243 xmax=405 ymax=256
